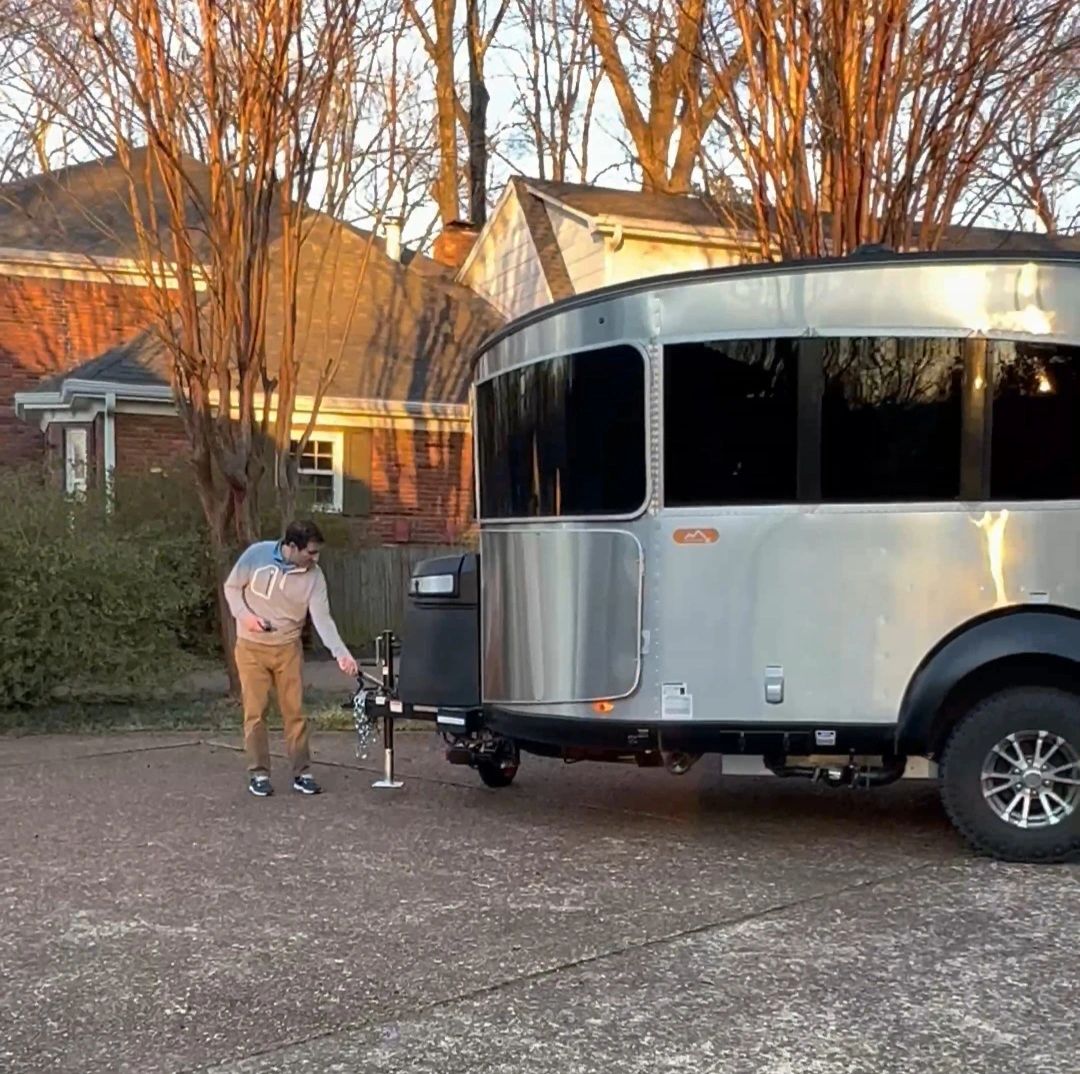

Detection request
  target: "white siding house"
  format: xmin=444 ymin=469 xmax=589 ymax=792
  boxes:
xmin=458 ymin=178 xmax=751 ymax=321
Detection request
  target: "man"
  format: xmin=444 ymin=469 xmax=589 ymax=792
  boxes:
xmin=223 ymin=520 xmax=358 ymax=798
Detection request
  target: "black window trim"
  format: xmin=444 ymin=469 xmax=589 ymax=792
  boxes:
xmin=474 ymin=339 xmax=653 ymax=525
xmin=660 ymin=332 xmax=1001 ymax=510
xmin=984 ymin=336 xmax=1080 ymax=504
xmin=661 ymin=331 xmax=804 ymax=508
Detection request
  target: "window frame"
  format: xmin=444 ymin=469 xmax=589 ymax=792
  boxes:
xmin=290 ymin=429 xmax=344 ymax=513
xmin=659 ymin=333 xmax=993 ymax=511
xmin=661 ymin=334 xmax=803 ymax=508
xmin=985 ymin=338 xmax=1080 ymax=503
xmin=64 ymin=426 xmax=89 ymax=497
xmin=474 ymin=341 xmax=652 ymax=524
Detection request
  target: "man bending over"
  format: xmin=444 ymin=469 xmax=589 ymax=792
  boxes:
xmin=224 ymin=520 xmax=358 ymax=797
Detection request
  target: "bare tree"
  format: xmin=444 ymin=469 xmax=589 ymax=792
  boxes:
xmin=583 ymin=0 xmax=739 ymax=194
xmin=977 ymin=62 xmax=1080 ymax=234
xmin=0 ymin=7 xmax=131 ymax=180
xmin=357 ymin=10 xmax=441 ymax=235
xmin=0 ymin=1 xmax=77 ymax=180
xmin=18 ymin=0 xmax=397 ymax=676
xmin=405 ymin=0 xmax=461 ymax=223
xmin=464 ymin=0 xmax=512 ymax=223
xmin=502 ymin=0 xmax=604 ymax=183
xmin=700 ymin=0 xmax=1080 ymax=259
xmin=406 ymin=0 xmax=509 ymax=225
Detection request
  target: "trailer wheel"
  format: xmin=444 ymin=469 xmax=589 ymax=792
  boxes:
xmin=477 ymin=739 xmax=520 ymax=788
xmin=940 ymin=686 xmax=1080 ymax=863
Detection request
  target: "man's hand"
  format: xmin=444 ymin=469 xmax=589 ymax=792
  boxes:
xmin=337 ymin=652 xmax=358 ymax=677
xmin=239 ymin=613 xmax=266 ymax=633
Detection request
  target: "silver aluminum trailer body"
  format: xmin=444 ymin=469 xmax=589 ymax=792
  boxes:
xmin=378 ymin=251 xmax=1080 ymax=862
xmin=475 ymin=256 xmax=1080 ymax=733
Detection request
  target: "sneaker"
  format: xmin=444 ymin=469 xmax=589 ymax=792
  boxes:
xmin=292 ymin=773 xmax=322 ymax=795
xmin=249 ymin=774 xmax=273 ymax=797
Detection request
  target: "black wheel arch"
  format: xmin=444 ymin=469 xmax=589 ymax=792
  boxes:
xmin=897 ymin=606 xmax=1080 ymax=758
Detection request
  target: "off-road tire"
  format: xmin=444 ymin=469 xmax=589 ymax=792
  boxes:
xmin=940 ymin=686 xmax=1080 ymax=863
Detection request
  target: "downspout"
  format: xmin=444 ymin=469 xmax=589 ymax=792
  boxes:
xmin=600 ymin=220 xmax=626 ymax=287
xmin=103 ymin=391 xmax=117 ymax=509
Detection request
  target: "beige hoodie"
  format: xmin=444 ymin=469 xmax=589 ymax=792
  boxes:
xmin=223 ymin=540 xmax=350 ymax=659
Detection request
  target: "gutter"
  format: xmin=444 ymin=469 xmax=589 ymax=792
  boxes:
xmin=12 ymin=390 xmax=65 ymax=416
xmin=589 ymin=214 xmax=755 ymax=248
xmin=212 ymin=390 xmax=470 ymax=421
xmin=13 ymin=378 xmax=173 ymax=419
xmin=14 ymin=379 xmax=470 ymax=423
xmin=308 ymin=395 xmax=470 ymax=420
xmin=64 ymin=378 xmax=174 ymax=403
xmin=0 ymin=245 xmax=209 ymax=290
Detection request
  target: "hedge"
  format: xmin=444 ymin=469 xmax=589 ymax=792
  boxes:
xmin=0 ymin=467 xmax=217 ymax=709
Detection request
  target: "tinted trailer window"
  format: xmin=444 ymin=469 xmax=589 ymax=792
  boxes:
xmin=476 ymin=345 xmax=647 ymax=519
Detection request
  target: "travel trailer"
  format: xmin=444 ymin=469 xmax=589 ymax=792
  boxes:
xmin=362 ymin=250 xmax=1080 ymax=864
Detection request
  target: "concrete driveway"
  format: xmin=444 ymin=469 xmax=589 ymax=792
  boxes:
xmin=1 ymin=729 xmax=1077 ymax=1073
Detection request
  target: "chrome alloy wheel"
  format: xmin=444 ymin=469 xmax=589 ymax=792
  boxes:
xmin=981 ymin=730 xmax=1080 ymax=829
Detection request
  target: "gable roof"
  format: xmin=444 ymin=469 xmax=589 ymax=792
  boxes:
xmin=509 ymin=178 xmax=575 ymax=302
xmin=510 ymin=176 xmax=1080 ymax=255
xmin=4 ymin=152 xmax=502 ymax=406
xmin=523 ymin=177 xmax=722 ymax=229
xmin=47 ymin=214 xmax=501 ymax=405
xmin=0 ymin=148 xmax=212 ymax=260
xmin=924 ymin=222 xmax=1080 ymax=255
xmin=0 ymin=149 xmax=455 ymax=275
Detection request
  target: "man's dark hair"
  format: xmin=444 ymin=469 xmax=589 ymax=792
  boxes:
xmin=283 ymin=520 xmax=325 ymax=549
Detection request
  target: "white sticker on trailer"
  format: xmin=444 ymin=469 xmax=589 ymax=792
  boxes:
xmin=662 ymin=682 xmax=692 ymax=719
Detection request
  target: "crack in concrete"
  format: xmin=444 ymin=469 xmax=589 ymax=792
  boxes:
xmin=192 ymin=858 xmax=942 ymax=1073
xmin=0 ymin=740 xmax=204 ymax=770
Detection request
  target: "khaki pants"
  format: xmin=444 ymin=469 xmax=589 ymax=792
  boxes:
xmin=235 ymin=639 xmax=310 ymax=776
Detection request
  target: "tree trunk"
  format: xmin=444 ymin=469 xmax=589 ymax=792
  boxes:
xmin=187 ymin=450 xmax=257 ymax=698
xmin=466 ymin=0 xmax=488 ymax=226
xmin=584 ymin=0 xmax=714 ymax=195
xmin=213 ymin=554 xmax=241 ymax=697
xmin=432 ymin=0 xmax=460 ymax=223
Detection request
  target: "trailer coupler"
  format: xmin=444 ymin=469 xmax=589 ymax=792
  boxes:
xmin=443 ymin=726 xmax=511 ymax=766
xmin=442 ymin=726 xmax=521 ymax=787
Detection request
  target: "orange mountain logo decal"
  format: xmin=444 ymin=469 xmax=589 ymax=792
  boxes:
xmin=673 ymin=528 xmax=719 ymax=545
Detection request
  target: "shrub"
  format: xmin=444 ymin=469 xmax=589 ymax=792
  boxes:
xmin=0 ymin=466 xmax=215 ymax=708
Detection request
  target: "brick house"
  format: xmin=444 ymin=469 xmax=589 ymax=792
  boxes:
xmin=2 ymin=153 xmax=500 ymax=543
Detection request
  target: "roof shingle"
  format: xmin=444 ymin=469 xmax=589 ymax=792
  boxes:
xmin=2 ymin=153 xmax=503 ymax=404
